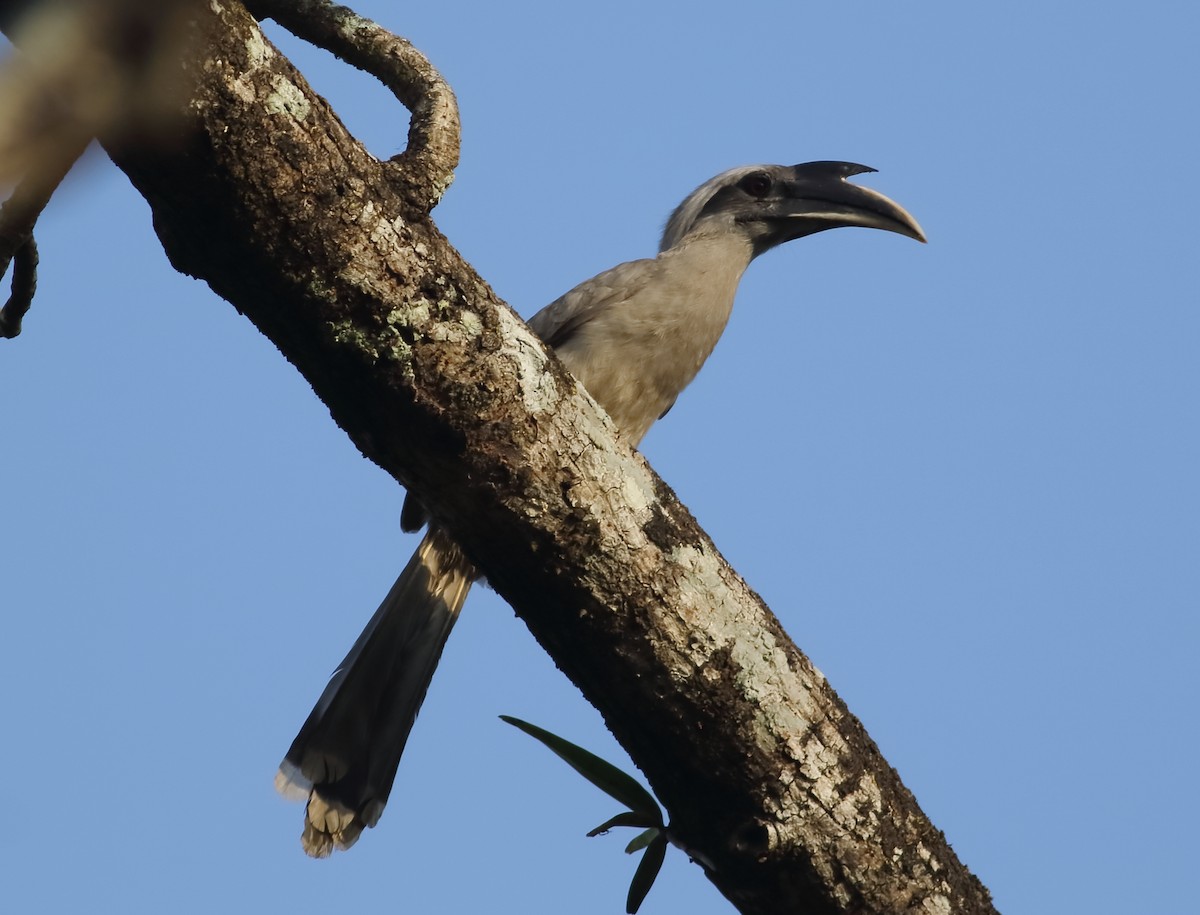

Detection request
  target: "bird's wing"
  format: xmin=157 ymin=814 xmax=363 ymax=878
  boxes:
xmin=528 ymin=257 xmax=660 ymax=351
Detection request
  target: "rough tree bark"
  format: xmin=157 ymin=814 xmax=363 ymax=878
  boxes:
xmin=1 ymin=2 xmax=995 ymax=913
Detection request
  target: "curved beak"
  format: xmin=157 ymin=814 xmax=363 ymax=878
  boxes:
xmin=779 ymin=161 xmax=926 ymax=243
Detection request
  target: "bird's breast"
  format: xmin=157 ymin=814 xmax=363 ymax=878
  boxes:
xmin=556 ymin=240 xmax=747 ymax=444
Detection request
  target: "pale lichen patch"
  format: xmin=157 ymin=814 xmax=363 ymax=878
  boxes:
xmin=333 ymin=8 xmax=372 ymax=40
xmin=266 ymin=74 xmax=311 ymax=121
xmin=494 ymin=316 xmax=558 ymax=416
xmin=429 ymin=171 xmax=456 ymax=201
xmin=799 ymin=734 xmax=841 ymax=788
xmin=915 ymin=843 xmax=949 ymax=875
xmin=228 ymin=16 xmax=277 ymax=104
xmin=832 ymin=772 xmax=883 ymax=830
xmin=620 ymin=474 xmax=653 ymax=515
xmin=428 ymin=316 xmax=478 ymax=345
xmin=919 ymin=894 xmax=952 ymax=915
xmin=388 ymin=299 xmax=431 ymax=328
xmin=328 ymin=319 xmax=379 ymax=361
xmin=458 ymin=310 xmax=483 ymax=338
xmin=229 ymin=77 xmax=256 ymax=105
xmin=242 ymin=20 xmax=274 ymax=68
xmin=306 ymin=271 xmax=335 ymax=303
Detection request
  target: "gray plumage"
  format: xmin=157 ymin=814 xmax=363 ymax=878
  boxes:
xmin=276 ymin=162 xmax=925 ymax=856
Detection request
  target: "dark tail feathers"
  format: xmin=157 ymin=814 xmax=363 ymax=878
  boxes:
xmin=275 ymin=527 xmax=474 ymax=857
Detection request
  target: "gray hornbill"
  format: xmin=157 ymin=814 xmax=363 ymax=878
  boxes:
xmin=276 ymin=161 xmax=925 ymax=856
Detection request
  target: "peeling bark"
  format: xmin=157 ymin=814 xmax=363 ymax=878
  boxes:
xmin=2 ymin=2 xmax=995 ymax=913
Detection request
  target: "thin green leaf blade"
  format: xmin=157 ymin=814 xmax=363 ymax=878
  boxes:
xmin=500 ymin=715 xmax=661 ymax=819
xmin=624 ymin=827 xmax=659 ymax=854
xmin=588 ymin=812 xmax=658 ymax=838
xmin=626 ymin=833 xmax=668 ymax=914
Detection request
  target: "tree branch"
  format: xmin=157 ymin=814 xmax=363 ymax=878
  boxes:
xmin=3 ymin=2 xmax=995 ymax=912
xmin=247 ymin=0 xmax=459 ymax=212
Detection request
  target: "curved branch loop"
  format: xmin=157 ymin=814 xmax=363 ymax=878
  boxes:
xmin=248 ymin=0 xmax=460 ymax=212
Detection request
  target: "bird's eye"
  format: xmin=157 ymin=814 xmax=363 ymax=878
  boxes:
xmin=739 ymin=171 xmax=772 ymax=198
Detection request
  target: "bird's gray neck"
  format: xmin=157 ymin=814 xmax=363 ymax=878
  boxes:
xmin=602 ymin=228 xmax=753 ymax=438
xmin=543 ymin=228 xmax=756 ymax=445
xmin=663 ymin=226 xmax=755 ymax=271
xmin=656 ymin=228 xmax=755 ymax=342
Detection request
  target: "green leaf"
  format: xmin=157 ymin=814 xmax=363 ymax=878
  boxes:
xmin=626 ymin=833 xmax=668 ymax=914
xmin=624 ymin=827 xmax=659 ymax=855
xmin=588 ymin=812 xmax=659 ymax=838
xmin=500 ymin=716 xmax=661 ymax=819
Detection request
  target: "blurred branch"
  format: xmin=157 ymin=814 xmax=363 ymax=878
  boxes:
xmin=0 ymin=0 xmax=193 ymax=335
xmin=0 ymin=0 xmax=191 ymax=182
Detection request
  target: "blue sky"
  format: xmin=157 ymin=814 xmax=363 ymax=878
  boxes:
xmin=3 ymin=1 xmax=1197 ymax=912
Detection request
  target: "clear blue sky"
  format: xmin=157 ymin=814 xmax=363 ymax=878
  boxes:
xmin=3 ymin=2 xmax=1196 ymax=912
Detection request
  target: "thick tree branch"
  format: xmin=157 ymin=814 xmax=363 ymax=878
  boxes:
xmin=4 ymin=3 xmax=994 ymax=913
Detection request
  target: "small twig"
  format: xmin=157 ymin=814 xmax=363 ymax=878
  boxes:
xmin=0 ymin=136 xmax=88 ymax=339
xmin=248 ymin=0 xmax=460 ymax=212
xmin=0 ymin=235 xmax=37 ymax=338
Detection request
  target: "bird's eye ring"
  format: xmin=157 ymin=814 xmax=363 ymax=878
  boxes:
xmin=739 ymin=171 xmax=772 ymax=198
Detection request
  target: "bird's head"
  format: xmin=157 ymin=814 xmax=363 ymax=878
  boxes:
xmin=660 ymin=161 xmax=926 ymax=255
